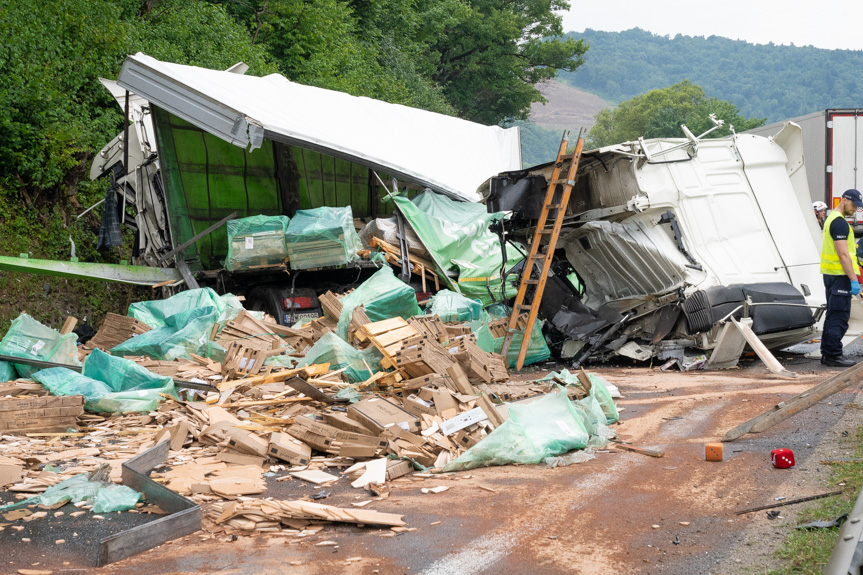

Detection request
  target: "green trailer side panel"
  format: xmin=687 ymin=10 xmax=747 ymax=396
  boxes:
xmin=153 ymin=106 xmax=425 ymax=272
xmin=290 ymin=146 xmax=403 ymax=217
xmin=152 ymin=107 xmax=282 ymax=269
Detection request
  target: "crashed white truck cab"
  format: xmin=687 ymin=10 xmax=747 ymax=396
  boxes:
xmin=490 ymin=122 xmax=863 ymax=364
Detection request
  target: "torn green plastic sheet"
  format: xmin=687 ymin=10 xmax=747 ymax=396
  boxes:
xmin=474 ymin=319 xmax=551 ymax=368
xmin=127 ymin=287 xmax=245 ymax=329
xmin=0 ymin=361 xmax=15 ymax=383
xmin=285 ymin=207 xmax=364 ymax=270
xmin=392 ymin=190 xmax=522 ymax=304
xmin=298 ymin=332 xmax=383 ymax=384
xmin=335 ymin=385 xmax=363 ymax=403
xmin=442 ymin=388 xmax=589 ymax=472
xmin=537 ymin=370 xmax=619 ymax=424
xmin=226 ymin=214 xmax=291 ymax=271
xmin=0 ymin=472 xmax=141 ymax=513
xmin=0 ymin=313 xmax=81 ymax=378
xmin=426 ymin=290 xmax=482 ymax=323
xmin=32 ymin=348 xmax=176 ymax=413
xmin=336 ymin=265 xmax=421 ymax=340
xmin=111 ymin=306 xmax=220 ymax=361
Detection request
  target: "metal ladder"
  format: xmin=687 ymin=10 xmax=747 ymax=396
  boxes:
xmin=500 ymin=129 xmax=585 ymax=371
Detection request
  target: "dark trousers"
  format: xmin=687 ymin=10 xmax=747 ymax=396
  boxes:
xmin=822 ymin=274 xmax=852 ymax=358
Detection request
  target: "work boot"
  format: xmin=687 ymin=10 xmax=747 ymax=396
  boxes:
xmin=821 ymin=355 xmax=856 ymax=367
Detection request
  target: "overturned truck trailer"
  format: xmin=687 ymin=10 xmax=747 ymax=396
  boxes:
xmin=490 ymin=122 xmax=863 ymax=364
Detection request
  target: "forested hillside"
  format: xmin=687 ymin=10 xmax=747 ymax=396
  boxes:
xmin=559 ymin=28 xmax=863 ymax=123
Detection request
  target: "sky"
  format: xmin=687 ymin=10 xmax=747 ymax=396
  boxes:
xmin=561 ymin=0 xmax=863 ymax=52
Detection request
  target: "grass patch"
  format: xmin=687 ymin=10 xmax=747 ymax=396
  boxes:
xmin=766 ymin=427 xmax=863 ymax=574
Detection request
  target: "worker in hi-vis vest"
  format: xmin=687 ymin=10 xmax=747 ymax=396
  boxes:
xmin=820 ymin=189 xmax=863 ymax=367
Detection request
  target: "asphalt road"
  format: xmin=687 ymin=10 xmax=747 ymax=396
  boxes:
xmin=4 ymin=346 xmax=862 ymax=575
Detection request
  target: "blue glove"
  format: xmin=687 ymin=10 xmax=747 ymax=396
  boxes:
xmin=852 ymin=280 xmax=860 ymax=296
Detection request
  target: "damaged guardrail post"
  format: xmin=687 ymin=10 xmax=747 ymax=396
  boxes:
xmin=97 ymin=439 xmax=201 ymax=566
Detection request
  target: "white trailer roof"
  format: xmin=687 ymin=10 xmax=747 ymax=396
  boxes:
xmin=117 ymin=53 xmax=521 ymax=201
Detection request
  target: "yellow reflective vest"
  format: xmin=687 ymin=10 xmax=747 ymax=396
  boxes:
xmin=821 ymin=210 xmax=860 ymax=276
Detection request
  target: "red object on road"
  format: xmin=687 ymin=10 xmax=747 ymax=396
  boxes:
xmin=771 ymin=448 xmax=795 ymax=468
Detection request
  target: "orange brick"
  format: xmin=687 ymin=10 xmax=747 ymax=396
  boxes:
xmin=705 ymin=442 xmax=723 ymax=462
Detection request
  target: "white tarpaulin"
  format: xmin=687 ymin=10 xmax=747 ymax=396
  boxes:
xmin=117 ymin=53 xmax=521 ymax=201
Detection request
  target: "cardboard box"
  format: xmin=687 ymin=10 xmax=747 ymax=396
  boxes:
xmin=285 ymin=425 xmax=333 ymax=452
xmin=386 ymin=459 xmax=413 ymax=481
xmin=348 ymin=397 xmax=421 ymax=434
xmin=0 ymin=395 xmax=84 ymax=412
xmin=268 ymin=432 xmax=312 ymax=465
xmin=293 ymin=415 xmax=387 ymax=447
xmin=322 ymin=411 xmax=376 ymax=435
xmin=226 ymin=427 xmax=269 ymax=457
xmin=0 ymin=395 xmax=84 ymax=434
xmin=336 ymin=443 xmax=381 ymax=458
xmin=403 ymin=394 xmax=436 ymax=417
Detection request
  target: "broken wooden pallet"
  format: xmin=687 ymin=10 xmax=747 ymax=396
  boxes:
xmin=361 ymin=317 xmax=419 ymax=370
xmin=81 ymin=313 xmax=151 ymax=355
xmin=369 ymin=237 xmax=440 ymax=291
xmin=408 ymin=315 xmax=448 ymax=343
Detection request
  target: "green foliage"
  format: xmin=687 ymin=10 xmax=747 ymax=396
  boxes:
xmin=209 ymin=0 xmax=585 ymax=123
xmin=587 ymin=81 xmax=765 ymax=148
xmin=560 ymin=28 xmax=863 ymax=124
xmin=0 ymin=0 xmax=130 ymax=193
xmin=127 ymin=1 xmax=276 ymax=74
xmin=430 ymin=0 xmax=587 ymax=124
xmin=510 ymin=121 xmax=566 ymax=167
xmin=0 ymin=0 xmax=275 ymax=198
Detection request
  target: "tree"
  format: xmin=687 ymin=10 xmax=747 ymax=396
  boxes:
xmin=588 ymin=81 xmax=765 ymax=148
xmin=0 ymin=0 xmax=275 ymax=197
xmin=209 ymin=0 xmax=587 ymax=125
xmin=428 ymin=0 xmax=588 ymax=124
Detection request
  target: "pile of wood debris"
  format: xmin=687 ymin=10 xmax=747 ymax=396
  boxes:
xmin=0 ymin=292 xmax=595 ymax=539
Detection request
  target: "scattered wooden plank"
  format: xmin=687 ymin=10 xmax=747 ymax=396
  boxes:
xmin=722 ymin=360 xmax=863 ymax=441
xmin=610 ymin=441 xmax=664 ymax=458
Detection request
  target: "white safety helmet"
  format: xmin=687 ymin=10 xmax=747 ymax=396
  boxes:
xmin=813 ymin=201 xmax=828 ymax=212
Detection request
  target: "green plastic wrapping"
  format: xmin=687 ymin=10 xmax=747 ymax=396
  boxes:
xmin=336 ymin=265 xmax=421 ymax=340
xmin=32 ymin=348 xmax=176 ymax=413
xmin=37 ymin=473 xmax=102 ymax=508
xmin=426 ymin=290 xmax=483 ymax=323
xmin=474 ymin=320 xmax=551 ymax=368
xmin=575 ymin=395 xmax=606 ymax=431
xmin=536 ymin=369 xmax=619 ymax=425
xmin=0 ymin=313 xmax=81 ymax=377
xmin=298 ymin=332 xmax=383 ymax=384
xmin=92 ymin=484 xmax=143 ymax=513
xmin=442 ymin=388 xmax=589 ymax=472
xmin=128 ymin=288 xmax=245 ymax=329
xmin=334 ymin=385 xmax=363 ymax=403
xmin=11 ymin=472 xmax=142 ymax=512
xmin=111 ymin=306 xmax=219 ymax=361
xmin=0 ymin=361 xmax=15 ymax=382
xmin=226 ymin=214 xmax=291 ymax=271
xmin=587 ymin=373 xmax=620 ymax=424
xmin=393 ymin=190 xmax=522 ymax=304
xmin=285 ymin=207 xmax=364 ymax=270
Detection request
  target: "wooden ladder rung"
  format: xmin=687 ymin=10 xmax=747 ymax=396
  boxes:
xmin=501 ymin=130 xmax=585 ymax=372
